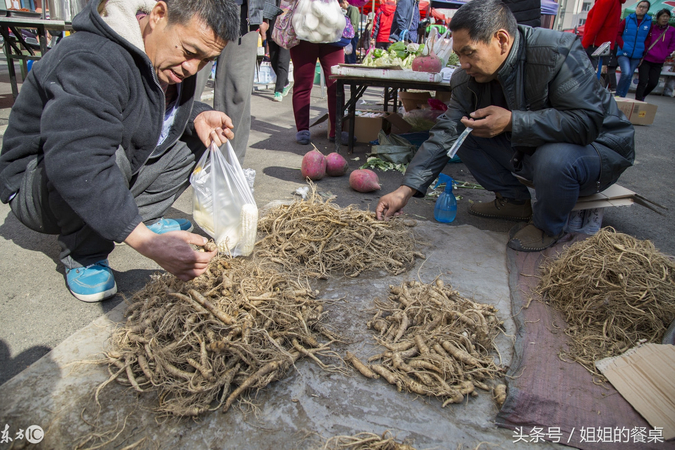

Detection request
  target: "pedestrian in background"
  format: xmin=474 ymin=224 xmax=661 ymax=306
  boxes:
xmin=212 ymin=0 xmax=267 ymax=164
xmin=266 ymin=0 xmax=293 ymax=102
xmin=291 ymin=40 xmax=345 ymax=145
xmin=389 ymin=0 xmax=419 ymax=43
xmin=615 ymin=0 xmax=651 ymax=97
xmin=636 ymin=9 xmax=675 ymax=101
xmin=370 ymin=0 xmax=397 ymax=49
xmin=340 ymin=0 xmax=361 ymax=63
xmin=582 ymin=0 xmax=625 ymax=68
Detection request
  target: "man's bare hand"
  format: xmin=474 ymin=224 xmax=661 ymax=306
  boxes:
xmin=125 ymin=224 xmax=216 ymax=281
xmin=194 ymin=111 xmax=235 ymax=147
xmin=376 ymin=186 xmax=416 ymax=220
xmin=460 ymin=106 xmax=512 ymax=138
xmin=259 ymin=21 xmax=269 ymax=36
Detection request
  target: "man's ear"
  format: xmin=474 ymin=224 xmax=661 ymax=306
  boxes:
xmin=495 ymin=29 xmax=511 ymax=55
xmin=148 ymin=1 xmax=168 ymax=30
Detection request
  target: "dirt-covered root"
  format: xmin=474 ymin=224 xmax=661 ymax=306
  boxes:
xmin=537 ymin=227 xmax=675 ymax=380
xmin=102 ymin=256 xmax=345 ymax=417
xmin=351 ymin=278 xmax=506 ymax=407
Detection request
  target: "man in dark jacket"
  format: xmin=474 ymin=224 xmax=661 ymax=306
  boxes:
xmin=0 ymin=0 xmax=240 ymax=302
xmin=376 ymin=0 xmax=635 ymax=252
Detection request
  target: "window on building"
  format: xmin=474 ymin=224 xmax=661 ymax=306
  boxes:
xmin=582 ymin=2 xmax=591 ymax=11
xmin=578 ymin=18 xmax=586 ymax=25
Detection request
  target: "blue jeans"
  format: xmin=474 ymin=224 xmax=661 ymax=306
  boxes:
xmin=457 ymin=133 xmax=603 ymax=236
xmin=616 ymin=56 xmax=640 ymax=97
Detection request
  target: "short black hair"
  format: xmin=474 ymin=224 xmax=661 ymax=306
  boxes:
xmin=655 ymin=8 xmax=672 ymax=20
xmin=164 ymin=0 xmax=240 ymax=43
xmin=449 ymin=0 xmax=518 ymax=44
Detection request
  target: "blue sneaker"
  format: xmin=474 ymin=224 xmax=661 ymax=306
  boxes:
xmin=147 ymin=218 xmax=193 ymax=234
xmin=66 ymin=260 xmax=117 ymax=302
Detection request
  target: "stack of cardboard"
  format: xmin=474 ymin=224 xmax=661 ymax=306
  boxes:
xmin=614 ymin=98 xmax=658 ymax=125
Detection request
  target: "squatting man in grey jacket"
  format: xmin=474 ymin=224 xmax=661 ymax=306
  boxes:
xmin=376 ymin=0 xmax=635 ymax=252
xmin=0 ymin=0 xmax=240 ymax=302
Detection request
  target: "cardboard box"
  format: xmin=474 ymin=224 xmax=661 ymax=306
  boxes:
xmin=572 ymin=183 xmax=636 ymax=210
xmin=434 ymin=91 xmax=452 ymax=103
xmin=342 ymin=111 xmax=413 ymax=143
xmin=596 ymin=344 xmax=675 ymax=440
xmin=398 ymin=91 xmax=432 ymax=111
xmin=614 ymin=98 xmax=657 ymax=125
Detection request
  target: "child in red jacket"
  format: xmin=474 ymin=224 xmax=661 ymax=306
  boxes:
xmin=370 ymin=0 xmax=397 ymax=49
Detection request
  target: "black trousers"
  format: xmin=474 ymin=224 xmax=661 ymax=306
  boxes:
xmin=268 ymin=36 xmax=290 ymax=93
xmin=635 ymin=60 xmax=663 ymax=101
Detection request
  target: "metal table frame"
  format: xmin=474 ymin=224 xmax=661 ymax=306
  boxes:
xmin=332 ymin=74 xmax=452 ymax=153
xmin=0 ymin=16 xmax=70 ymax=99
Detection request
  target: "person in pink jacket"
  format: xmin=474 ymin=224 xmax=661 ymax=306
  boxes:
xmin=636 ymin=9 xmax=675 ymax=101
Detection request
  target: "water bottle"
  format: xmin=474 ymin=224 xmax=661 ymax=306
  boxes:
xmin=433 ymin=173 xmax=457 ymax=223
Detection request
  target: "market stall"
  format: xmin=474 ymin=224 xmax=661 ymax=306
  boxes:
xmin=0 ymin=2 xmax=75 ymax=99
xmin=332 ymin=67 xmax=451 ymax=153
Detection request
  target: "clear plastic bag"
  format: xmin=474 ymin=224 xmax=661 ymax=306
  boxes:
xmin=291 ymin=0 xmax=346 ymax=44
xmin=190 ymin=141 xmax=258 ymax=256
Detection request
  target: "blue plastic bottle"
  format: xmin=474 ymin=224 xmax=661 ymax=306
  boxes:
xmin=433 ymin=173 xmax=457 ymax=223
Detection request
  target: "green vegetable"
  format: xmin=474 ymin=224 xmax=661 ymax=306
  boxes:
xmin=389 ymin=41 xmax=407 ymax=52
xmin=446 ymin=52 xmax=459 ymax=67
xmin=373 ymin=48 xmax=385 ymax=58
xmin=360 ymin=157 xmax=406 ymax=173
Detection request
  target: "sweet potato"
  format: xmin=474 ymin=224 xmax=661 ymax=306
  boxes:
xmin=325 ymin=152 xmax=349 ymax=176
xmin=301 ymin=149 xmax=327 ymax=180
xmin=349 ymin=169 xmax=380 ymax=193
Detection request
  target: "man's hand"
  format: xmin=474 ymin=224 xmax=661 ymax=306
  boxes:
xmin=376 ymin=185 xmax=416 ymax=220
xmin=125 ymin=223 xmax=217 ymax=281
xmin=460 ymin=106 xmax=512 ymax=138
xmin=194 ymin=111 xmax=235 ymax=147
xmin=259 ymin=21 xmax=269 ymax=36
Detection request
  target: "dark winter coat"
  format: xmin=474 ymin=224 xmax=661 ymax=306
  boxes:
xmin=0 ymin=0 xmax=211 ymax=243
xmin=390 ymin=0 xmax=419 ymax=43
xmin=402 ymin=26 xmax=635 ymax=197
xmin=504 ymin=0 xmax=541 ymax=27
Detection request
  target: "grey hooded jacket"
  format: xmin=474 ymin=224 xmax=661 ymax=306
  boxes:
xmin=402 ymin=26 xmax=635 ymax=197
xmin=0 ymin=0 xmax=212 ymax=243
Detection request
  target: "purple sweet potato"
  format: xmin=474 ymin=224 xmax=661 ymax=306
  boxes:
xmin=349 ymin=169 xmax=381 ymax=193
xmin=301 ymin=149 xmax=327 ymax=180
xmin=325 ymin=152 xmax=349 ymax=177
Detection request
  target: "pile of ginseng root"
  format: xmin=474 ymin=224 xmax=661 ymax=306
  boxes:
xmin=255 ymin=188 xmax=424 ymax=278
xmin=537 ymin=227 xmax=675 ymax=380
xmin=322 ymin=431 xmax=416 ymax=450
xmin=101 ymin=191 xmax=428 ymax=417
xmin=346 ymin=279 xmax=508 ymax=407
xmin=102 ymin=257 xmax=345 ymax=417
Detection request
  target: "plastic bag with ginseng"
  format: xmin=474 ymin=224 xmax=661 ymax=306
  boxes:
xmin=190 ymin=141 xmax=258 ymax=256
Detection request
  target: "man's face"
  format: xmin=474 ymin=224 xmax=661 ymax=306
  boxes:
xmin=144 ymin=6 xmax=226 ymax=85
xmin=452 ymin=28 xmax=510 ymax=83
